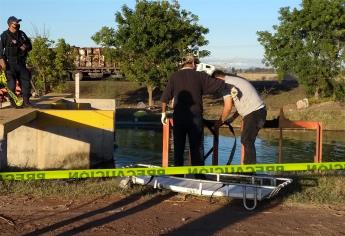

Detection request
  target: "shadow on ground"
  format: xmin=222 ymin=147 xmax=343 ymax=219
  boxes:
xmin=21 ymin=173 xmax=321 ymax=235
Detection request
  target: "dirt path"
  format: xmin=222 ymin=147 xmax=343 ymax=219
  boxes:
xmin=0 ymin=193 xmax=344 ymax=236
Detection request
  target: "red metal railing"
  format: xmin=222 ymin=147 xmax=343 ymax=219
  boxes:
xmin=162 ymin=109 xmax=323 ymax=167
xmin=274 ymin=108 xmax=323 ymax=163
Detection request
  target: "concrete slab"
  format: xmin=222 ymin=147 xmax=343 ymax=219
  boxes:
xmin=0 ymin=108 xmax=37 ymax=169
xmin=7 ymin=110 xmax=114 ymax=169
xmin=1 ymin=95 xmax=116 ymax=170
xmin=62 ymin=98 xmax=116 ymax=111
xmin=32 ymin=93 xmax=72 ymax=109
xmin=0 ymin=109 xmax=37 ymax=139
xmin=0 ymin=93 xmax=72 ymax=139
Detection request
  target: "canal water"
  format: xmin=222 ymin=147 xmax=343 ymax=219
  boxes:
xmin=114 ymin=127 xmax=345 ymax=167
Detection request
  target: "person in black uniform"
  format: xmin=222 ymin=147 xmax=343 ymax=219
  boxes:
xmin=0 ymin=16 xmax=32 ymax=108
xmin=161 ymin=54 xmax=231 ymax=167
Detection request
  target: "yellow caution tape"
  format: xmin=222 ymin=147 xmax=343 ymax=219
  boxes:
xmin=0 ymin=162 xmax=344 ymax=181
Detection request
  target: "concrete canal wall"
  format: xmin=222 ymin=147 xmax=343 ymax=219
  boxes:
xmin=0 ymin=96 xmax=115 ymax=170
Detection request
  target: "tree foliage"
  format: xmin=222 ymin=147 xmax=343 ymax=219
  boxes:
xmin=92 ymin=0 xmax=209 ymax=106
xmin=257 ymin=0 xmax=345 ymax=100
xmin=27 ymin=36 xmax=56 ymax=94
xmin=27 ymin=37 xmax=75 ymax=95
xmin=91 ymin=27 xmax=118 ymax=67
xmin=54 ymin=38 xmax=76 ymax=83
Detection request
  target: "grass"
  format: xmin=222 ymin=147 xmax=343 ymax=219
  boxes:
xmin=283 ymin=104 xmax=345 ymax=130
xmin=263 ymin=86 xmax=307 ymax=111
xmin=62 ymin=81 xmax=143 ymax=102
xmin=284 ymin=171 xmax=345 ymax=205
xmin=0 ymin=172 xmax=344 ymax=206
xmin=0 ymin=177 xmax=159 ymax=199
xmin=238 ymin=72 xmax=278 ymax=81
xmin=0 ymin=178 xmax=121 ymax=197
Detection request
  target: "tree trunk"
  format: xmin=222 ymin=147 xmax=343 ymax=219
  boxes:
xmin=147 ymin=85 xmax=154 ymax=107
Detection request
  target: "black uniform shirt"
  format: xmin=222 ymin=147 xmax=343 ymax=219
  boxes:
xmin=0 ymin=29 xmax=32 ymax=62
xmin=161 ymin=68 xmax=231 ymax=117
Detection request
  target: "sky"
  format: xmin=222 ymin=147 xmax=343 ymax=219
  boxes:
xmin=0 ymin=0 xmax=302 ymax=68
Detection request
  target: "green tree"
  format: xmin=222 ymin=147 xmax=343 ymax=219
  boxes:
xmin=257 ymin=0 xmax=345 ymax=99
xmin=27 ymin=37 xmax=76 ymax=95
xmin=54 ymin=38 xmax=76 ymax=83
xmin=91 ymin=27 xmax=118 ymax=67
xmin=92 ymin=0 xmax=209 ymax=106
xmin=27 ymin=36 xmax=56 ymax=94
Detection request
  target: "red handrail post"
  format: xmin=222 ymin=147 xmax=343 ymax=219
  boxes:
xmin=162 ymin=119 xmax=171 ymax=167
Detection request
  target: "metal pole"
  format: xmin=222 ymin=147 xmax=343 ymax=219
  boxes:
xmin=212 ymin=125 xmax=219 ymax=165
xmin=75 ymin=72 xmax=81 ymax=102
xmin=162 ymin=119 xmax=171 ymax=167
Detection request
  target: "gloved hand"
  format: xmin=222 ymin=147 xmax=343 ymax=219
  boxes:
xmin=0 ymin=59 xmax=6 ymax=71
xmin=161 ymin=112 xmax=168 ymax=125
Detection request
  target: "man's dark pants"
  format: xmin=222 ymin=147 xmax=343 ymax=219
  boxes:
xmin=6 ymin=62 xmax=31 ymax=99
xmin=241 ymin=107 xmax=267 ymax=164
xmin=173 ymin=114 xmax=204 ymax=167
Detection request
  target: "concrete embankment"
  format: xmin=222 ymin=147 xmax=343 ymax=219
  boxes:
xmin=0 ymin=95 xmax=115 ymax=170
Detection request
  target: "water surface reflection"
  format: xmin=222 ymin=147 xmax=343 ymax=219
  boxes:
xmin=114 ymin=128 xmax=345 ymax=167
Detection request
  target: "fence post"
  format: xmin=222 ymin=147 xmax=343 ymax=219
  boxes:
xmin=162 ymin=119 xmax=171 ymax=167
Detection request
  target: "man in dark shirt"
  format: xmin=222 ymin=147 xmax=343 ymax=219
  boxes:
xmin=161 ymin=54 xmax=231 ymax=167
xmin=0 ymin=16 xmax=32 ymax=108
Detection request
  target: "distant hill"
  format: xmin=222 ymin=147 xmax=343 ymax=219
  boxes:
xmin=201 ymin=57 xmax=269 ymax=70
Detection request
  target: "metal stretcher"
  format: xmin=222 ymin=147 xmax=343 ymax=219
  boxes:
xmin=126 ymin=165 xmax=293 ymax=210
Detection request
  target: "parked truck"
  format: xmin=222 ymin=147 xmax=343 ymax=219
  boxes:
xmin=73 ymin=47 xmax=122 ymax=80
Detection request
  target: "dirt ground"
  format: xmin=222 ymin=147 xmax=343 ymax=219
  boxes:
xmin=0 ymin=192 xmax=344 ymax=236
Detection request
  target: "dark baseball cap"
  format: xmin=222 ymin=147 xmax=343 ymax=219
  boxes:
xmin=7 ymin=16 xmax=22 ymax=25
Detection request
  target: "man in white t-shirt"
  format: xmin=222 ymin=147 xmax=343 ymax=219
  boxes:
xmin=213 ymin=70 xmax=267 ymax=164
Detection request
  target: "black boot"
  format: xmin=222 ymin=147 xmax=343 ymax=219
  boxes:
xmin=23 ymin=96 xmax=34 ymax=108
